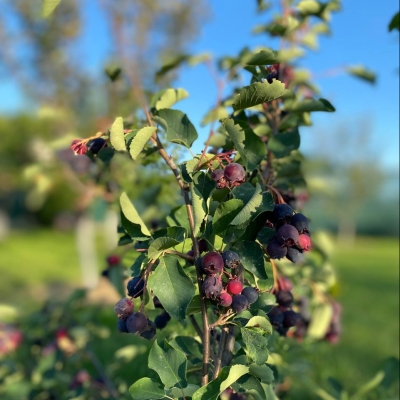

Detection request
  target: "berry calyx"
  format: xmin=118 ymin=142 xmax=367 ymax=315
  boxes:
xmin=241 ymin=287 xmax=258 ymax=304
xmin=126 ymin=312 xmax=148 ymax=334
xmin=202 ymin=275 xmax=223 ymax=299
xmin=114 ymin=298 xmax=134 ymax=320
xmin=231 ymin=294 xmax=249 ymax=313
xmin=276 ymin=224 xmax=300 ymax=247
xmin=266 ymin=237 xmax=288 ymax=259
xmin=227 ymin=279 xmax=244 ymax=295
xmin=223 ymin=163 xmax=246 ymax=186
xmin=298 ymin=234 xmax=311 ymax=251
xmin=201 ymin=251 xmax=224 ymax=275
xmin=211 ymin=169 xmax=228 ymax=189
xmin=127 ymin=277 xmax=145 ymax=298
xmin=218 ymin=292 xmax=233 ymax=307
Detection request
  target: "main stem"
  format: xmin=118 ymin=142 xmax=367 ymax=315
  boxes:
xmin=145 ymin=110 xmax=210 ymax=385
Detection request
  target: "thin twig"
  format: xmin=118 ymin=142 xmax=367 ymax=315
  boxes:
xmin=189 ymin=315 xmax=203 ymax=338
xmin=213 ymin=327 xmax=228 ymax=379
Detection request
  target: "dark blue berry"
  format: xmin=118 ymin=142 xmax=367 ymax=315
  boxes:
xmin=290 ymin=213 xmax=309 ymax=234
xmin=276 ymin=291 xmax=294 ymax=308
xmin=154 ymin=311 xmax=171 ymax=330
xmin=117 ymin=319 xmax=128 ymax=333
xmin=231 ymin=294 xmax=249 ymax=313
xmin=266 ymin=237 xmax=288 ymax=259
xmin=241 ymin=287 xmax=258 ymax=304
xmin=221 ymin=250 xmax=241 ymax=269
xmin=127 ymin=277 xmax=145 ymax=298
xmin=88 ymin=138 xmax=106 ymax=154
xmin=286 ymin=247 xmax=305 ymax=264
xmin=126 ymin=312 xmax=148 ymax=334
xmin=276 ymin=225 xmax=299 ymax=247
xmin=283 ymin=310 xmax=301 ymax=328
xmin=273 ymin=204 xmax=293 ymax=222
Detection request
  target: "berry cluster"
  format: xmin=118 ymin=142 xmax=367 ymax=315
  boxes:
xmin=114 ymin=277 xmax=156 ymax=340
xmin=211 ymin=163 xmax=246 ymax=189
xmin=200 ymin=251 xmax=259 ymax=314
xmin=266 ymin=204 xmax=311 ymax=263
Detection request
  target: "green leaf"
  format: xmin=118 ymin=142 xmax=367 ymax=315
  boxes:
xmin=120 ymin=192 xmax=151 ymax=239
xmin=297 ymin=0 xmax=323 ymax=16
xmin=169 ymin=336 xmax=203 ymax=359
xmin=97 ymin=147 xmax=115 ymax=164
xmin=148 ymin=256 xmax=195 ymax=320
xmin=307 ymin=303 xmax=333 ymax=339
xmin=267 ymin=128 xmax=300 ymax=158
xmin=223 ymin=119 xmax=266 ymax=170
xmin=186 ymin=294 xmax=201 ymax=315
xmin=241 ymin=328 xmax=269 ymax=365
xmin=245 ymin=316 xmax=273 ymax=333
xmin=153 ymin=226 xmax=187 ymax=242
xmin=257 ymin=227 xmax=276 ymax=245
xmin=168 ymin=384 xmax=200 ymax=398
xmin=193 ymin=172 xmax=216 ymax=202
xmin=129 ymin=127 xmax=157 ymax=160
xmin=129 ymin=378 xmax=165 ymax=400
xmin=284 ymin=98 xmax=335 ymax=112
xmin=148 ymin=237 xmax=181 ymax=260
xmin=245 ymin=49 xmax=279 ymax=66
xmin=249 ymin=364 xmax=275 ymax=384
xmin=155 ymin=54 xmax=189 ymax=80
xmin=213 ymin=199 xmax=244 ymax=235
xmin=130 ymin=254 xmax=147 ymax=276
xmin=346 ymin=66 xmax=376 ymax=84
xmin=192 ymin=365 xmax=249 ymax=400
xmin=278 ymin=47 xmax=305 ymax=62
xmin=104 ymin=65 xmax=122 ymax=82
xmin=110 ymin=117 xmax=126 ymax=151
xmin=235 ymin=374 xmax=267 ymax=400
xmin=232 ymin=80 xmax=285 ymax=111
xmin=42 ymin=0 xmax=61 ymax=17
xmin=167 ymin=205 xmax=191 ymax=233
xmin=201 ymin=107 xmax=229 ymax=126
xmin=148 ymin=340 xmax=187 ymax=389
xmin=191 ymin=183 xmax=207 ymax=237
xmin=157 ymin=109 xmax=198 ymax=148
xmin=389 ymin=12 xmax=399 ymax=31
xmin=151 ymin=88 xmax=189 ymax=110
xmin=230 ymin=184 xmax=264 ymax=226
xmin=231 ymin=241 xmax=267 ymax=280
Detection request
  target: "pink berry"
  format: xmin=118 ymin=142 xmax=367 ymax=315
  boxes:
xmin=107 ymin=255 xmax=120 ymax=265
xmin=227 ymin=279 xmax=243 ymax=295
xmin=297 ymin=234 xmax=311 ymax=251
xmin=219 ymin=292 xmax=233 ymax=307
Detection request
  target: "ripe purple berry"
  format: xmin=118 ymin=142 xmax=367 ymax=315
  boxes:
xmin=276 ymin=291 xmax=294 ymax=308
xmin=223 ymin=163 xmax=246 ymax=186
xmin=291 ymin=213 xmax=309 ymax=234
xmin=211 ymin=169 xmax=228 ymax=189
xmin=127 ymin=277 xmax=145 ymax=298
xmin=126 ymin=312 xmax=148 ymax=334
xmin=276 ymin=224 xmax=299 ymax=247
xmin=201 ymin=252 xmax=224 ymax=275
xmin=153 ymin=297 xmax=163 ymax=309
xmin=272 ymin=204 xmax=294 ymax=223
xmin=286 ymin=247 xmax=305 ymax=264
xmin=154 ymin=311 xmax=171 ymax=330
xmin=114 ymin=298 xmax=134 ymax=320
xmin=202 ymin=275 xmax=223 ymax=299
xmin=140 ymin=319 xmax=157 ymax=340
xmin=231 ymin=294 xmax=249 ymax=313
xmin=117 ymin=319 xmax=129 ymax=333
xmin=267 ymin=306 xmax=284 ymax=326
xmin=283 ymin=310 xmax=301 ymax=327
xmin=266 ymin=237 xmax=288 ymax=259
xmin=198 ymin=239 xmax=208 ymax=254
xmin=221 ymin=250 xmax=240 ymax=269
xmin=88 ymin=138 xmax=106 ymax=154
xmin=241 ymin=287 xmax=258 ymax=304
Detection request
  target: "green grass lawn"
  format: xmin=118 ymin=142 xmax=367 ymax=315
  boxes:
xmin=0 ymin=230 xmax=398 ymax=397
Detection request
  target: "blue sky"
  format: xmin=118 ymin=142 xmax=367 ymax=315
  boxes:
xmin=0 ymin=0 xmax=398 ymax=172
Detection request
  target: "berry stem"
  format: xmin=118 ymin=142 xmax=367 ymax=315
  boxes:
xmin=139 ymin=260 xmax=155 ymax=313
xmin=212 ymin=326 xmax=228 ymax=379
xmin=144 ymin=109 xmax=210 ymax=385
xmin=165 ymin=250 xmax=195 ymax=263
xmin=270 ymin=259 xmax=280 ymax=292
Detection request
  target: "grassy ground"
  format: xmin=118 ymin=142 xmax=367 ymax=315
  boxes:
xmin=0 ymin=230 xmax=398 ymax=397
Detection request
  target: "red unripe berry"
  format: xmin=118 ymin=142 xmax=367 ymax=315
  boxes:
xmin=107 ymin=255 xmax=120 ymax=266
xmin=298 ymin=234 xmax=311 ymax=251
xmin=218 ymin=292 xmax=233 ymax=307
xmin=227 ymin=279 xmax=243 ymax=295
